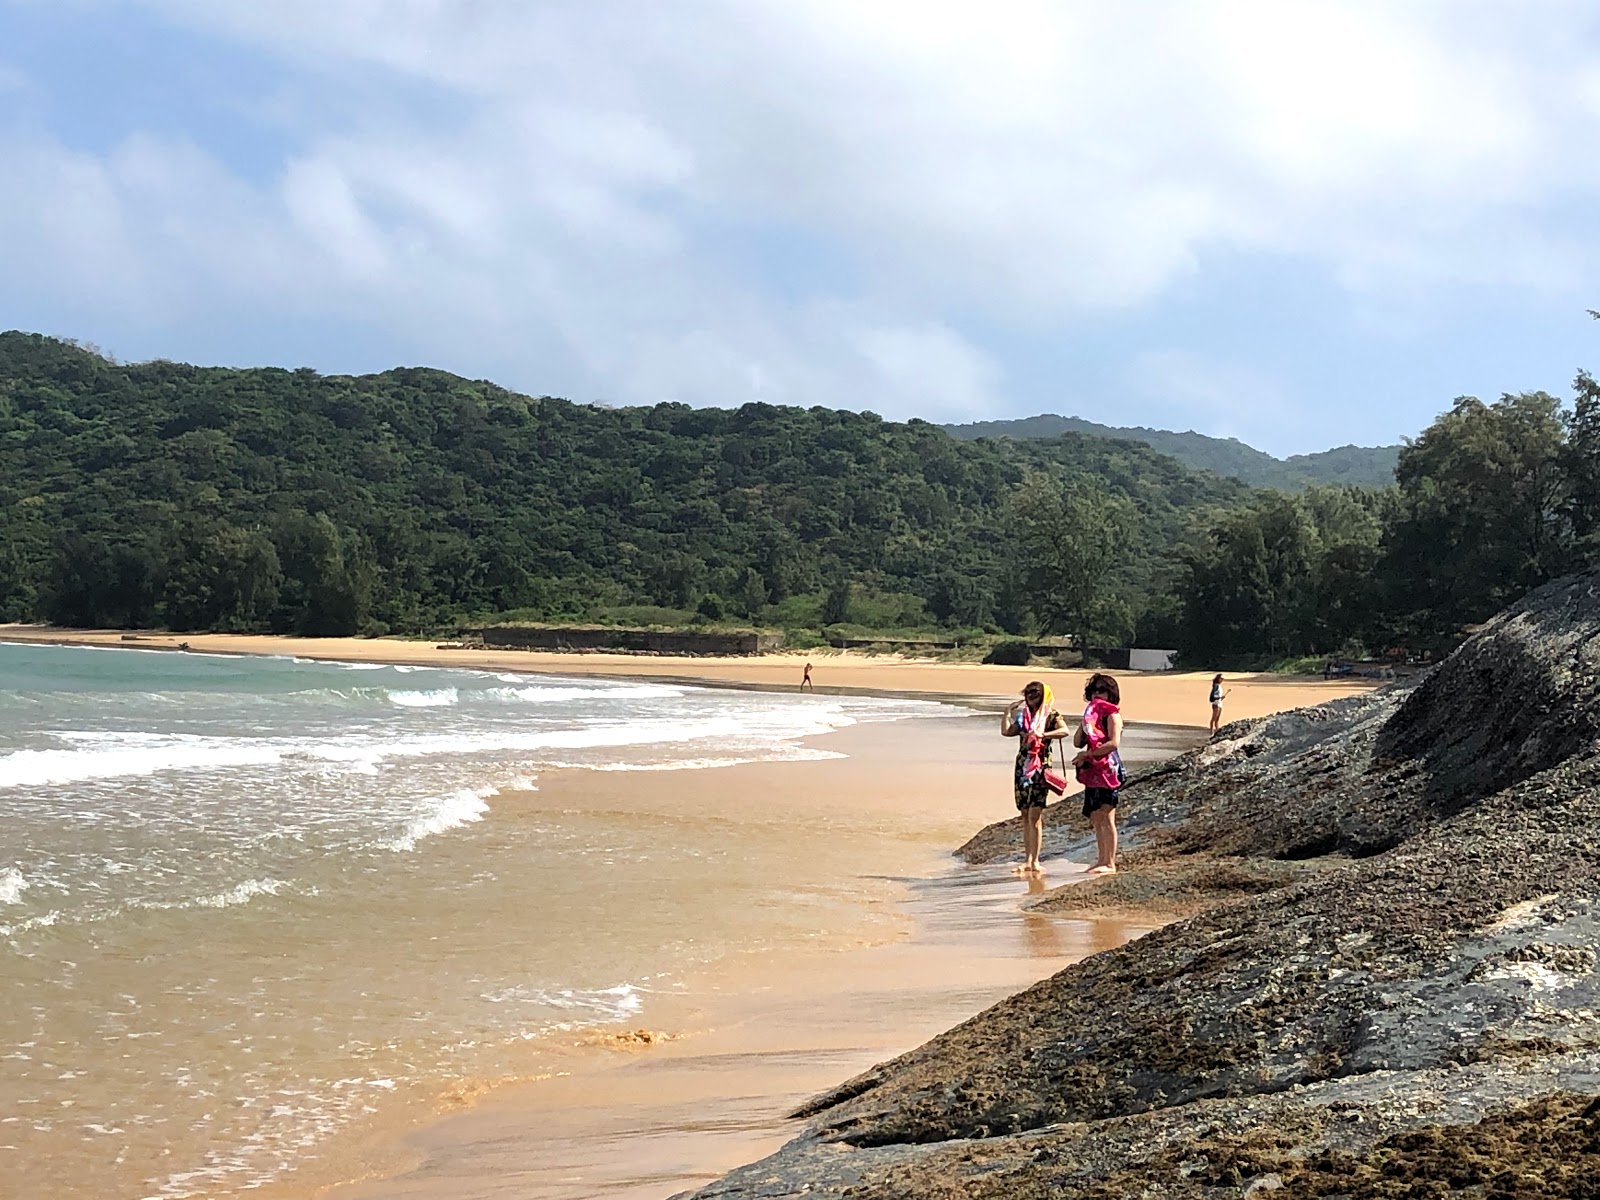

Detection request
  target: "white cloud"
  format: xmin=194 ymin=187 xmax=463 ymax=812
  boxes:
xmin=1127 ymin=349 xmax=1295 ymax=441
xmin=853 ymin=323 xmax=1005 ymax=421
xmin=6 ymin=0 xmax=1600 ymax=425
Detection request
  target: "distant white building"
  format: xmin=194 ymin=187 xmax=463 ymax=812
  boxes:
xmin=1129 ymin=648 xmax=1177 ymax=672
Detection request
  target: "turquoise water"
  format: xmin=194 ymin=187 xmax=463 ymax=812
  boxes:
xmin=0 ymin=642 xmax=940 ymax=1199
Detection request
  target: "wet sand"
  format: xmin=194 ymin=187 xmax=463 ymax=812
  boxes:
xmin=304 ymin=714 xmax=1203 ymax=1200
xmin=321 ymin=717 xmax=1180 ymax=1200
xmin=330 ymin=874 xmax=1152 ymax=1200
xmin=0 ymin=626 xmax=1380 ymax=728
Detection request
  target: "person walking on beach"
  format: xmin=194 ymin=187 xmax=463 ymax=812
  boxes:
xmin=1002 ymin=680 xmax=1071 ymax=875
xmin=1208 ymin=673 xmax=1228 ymax=734
xmin=1074 ymin=672 xmax=1124 ymax=875
xmin=800 ymin=662 xmax=814 ymax=691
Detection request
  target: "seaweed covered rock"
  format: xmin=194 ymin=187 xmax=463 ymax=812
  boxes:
xmin=684 ymin=573 xmax=1600 ymax=1199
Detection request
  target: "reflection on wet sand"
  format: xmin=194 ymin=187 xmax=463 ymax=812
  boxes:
xmin=338 ymin=858 xmax=1161 ymax=1200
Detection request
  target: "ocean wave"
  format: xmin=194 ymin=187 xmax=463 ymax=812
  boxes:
xmin=0 ymin=867 xmax=28 ymax=905
xmin=485 ymin=683 xmax=684 ymax=704
xmin=2 ymin=876 xmax=295 ymax=940
xmin=0 ymin=695 xmax=876 ymax=791
xmin=480 ymin=982 xmax=645 ymax=1022
xmin=0 ymin=739 xmax=283 ymax=789
xmin=191 ymin=878 xmax=288 ymax=909
xmin=0 ymin=909 xmax=59 ymax=937
xmin=380 ymin=786 xmax=493 ymax=852
xmin=387 ymin=688 xmax=460 ymax=708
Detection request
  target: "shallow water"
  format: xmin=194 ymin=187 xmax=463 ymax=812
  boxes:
xmin=0 ymin=643 xmax=949 ymax=1200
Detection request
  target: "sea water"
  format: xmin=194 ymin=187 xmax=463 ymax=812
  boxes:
xmin=0 ymin=643 xmax=940 ymax=1199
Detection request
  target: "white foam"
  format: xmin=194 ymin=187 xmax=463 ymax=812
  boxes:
xmin=0 ymin=909 xmax=59 ymax=937
xmin=481 ymin=982 xmax=645 ymax=1022
xmin=191 ymin=878 xmax=287 ymax=909
xmin=544 ymin=747 xmax=846 ymax=772
xmin=0 ymin=739 xmax=283 ymax=789
xmin=381 ymin=786 xmax=492 ymax=852
xmin=0 ymin=868 xmax=29 ymax=905
xmin=486 ymin=683 xmax=685 ymax=704
xmin=387 ymin=688 xmax=459 ymax=708
xmin=0 ymin=703 xmax=868 ymax=793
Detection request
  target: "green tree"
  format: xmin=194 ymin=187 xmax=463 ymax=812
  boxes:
xmin=1385 ymin=392 xmax=1568 ymax=640
xmin=271 ymin=513 xmax=364 ymax=636
xmin=737 ymin=567 xmax=768 ymax=618
xmin=1565 ymin=370 xmax=1600 ymax=561
xmin=1005 ymin=473 xmax=1135 ymax=642
xmin=158 ymin=517 xmax=282 ymax=632
xmin=821 ymin=578 xmax=853 ymax=625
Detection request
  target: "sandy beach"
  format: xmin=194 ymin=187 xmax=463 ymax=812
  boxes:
xmin=0 ymin=627 xmax=1382 ymax=1200
xmin=0 ymin=626 xmax=1379 ymax=727
xmin=316 ymin=716 xmax=1184 ymax=1200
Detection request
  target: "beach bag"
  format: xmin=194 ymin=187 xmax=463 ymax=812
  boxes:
xmin=1041 ymin=716 xmax=1070 ymax=795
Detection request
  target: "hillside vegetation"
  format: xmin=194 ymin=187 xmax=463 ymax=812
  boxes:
xmin=5 ymin=332 xmax=1590 ymax=666
xmin=944 ymin=413 xmax=1400 ymax=490
xmin=0 ymin=332 xmax=1248 ymax=639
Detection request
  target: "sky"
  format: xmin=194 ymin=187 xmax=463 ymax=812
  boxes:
xmin=4 ymin=1 xmax=1600 ymax=456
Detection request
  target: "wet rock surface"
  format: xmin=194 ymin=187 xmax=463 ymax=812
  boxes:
xmin=682 ymin=573 xmax=1600 ymax=1198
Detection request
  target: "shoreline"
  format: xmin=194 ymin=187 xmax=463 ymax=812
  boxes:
xmin=306 ymin=715 xmax=1208 ymax=1200
xmin=0 ymin=625 xmax=1381 ymax=728
xmin=0 ymin=630 xmax=1373 ymax=1199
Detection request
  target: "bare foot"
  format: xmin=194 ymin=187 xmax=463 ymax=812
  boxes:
xmin=1086 ymin=864 xmax=1117 ymax=875
xmin=1023 ymin=862 xmax=1042 ymax=875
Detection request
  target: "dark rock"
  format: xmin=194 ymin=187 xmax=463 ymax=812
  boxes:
xmin=682 ymin=573 xmax=1600 ymax=1199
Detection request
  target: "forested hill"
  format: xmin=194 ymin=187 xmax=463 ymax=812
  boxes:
xmin=0 ymin=332 xmax=1252 ymax=636
xmin=944 ymin=413 xmax=1400 ymax=490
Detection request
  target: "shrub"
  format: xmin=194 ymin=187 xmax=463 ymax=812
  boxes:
xmin=983 ymin=640 xmax=1033 ymax=666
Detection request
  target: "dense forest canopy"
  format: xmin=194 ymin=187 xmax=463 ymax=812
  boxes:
xmin=944 ymin=413 xmax=1401 ymax=490
xmin=5 ymin=331 xmax=1596 ymax=667
xmin=0 ymin=332 xmax=1249 ymax=643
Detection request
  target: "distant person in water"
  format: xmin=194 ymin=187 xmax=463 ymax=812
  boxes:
xmin=1208 ymin=673 xmax=1229 ymax=734
xmin=801 ymin=662 xmax=814 ymax=691
xmin=1002 ymin=680 xmax=1071 ymax=875
xmin=1074 ymin=672 xmax=1123 ymax=875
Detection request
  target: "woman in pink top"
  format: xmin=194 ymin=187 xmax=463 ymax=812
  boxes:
xmin=1073 ymin=672 xmax=1123 ymax=875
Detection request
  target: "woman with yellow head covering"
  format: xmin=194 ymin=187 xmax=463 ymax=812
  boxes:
xmin=1002 ymin=679 xmax=1071 ymax=874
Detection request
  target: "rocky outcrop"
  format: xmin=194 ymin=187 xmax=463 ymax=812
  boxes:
xmin=684 ymin=572 xmax=1600 ymax=1198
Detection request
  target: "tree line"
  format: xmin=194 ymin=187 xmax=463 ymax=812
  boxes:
xmin=3 ymin=331 xmax=1593 ymax=665
xmin=0 ymin=332 xmax=1244 ymax=643
xmin=1160 ymin=386 xmax=1600 ymax=663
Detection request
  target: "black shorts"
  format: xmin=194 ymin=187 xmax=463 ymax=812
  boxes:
xmin=1082 ymin=787 xmax=1118 ymax=818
